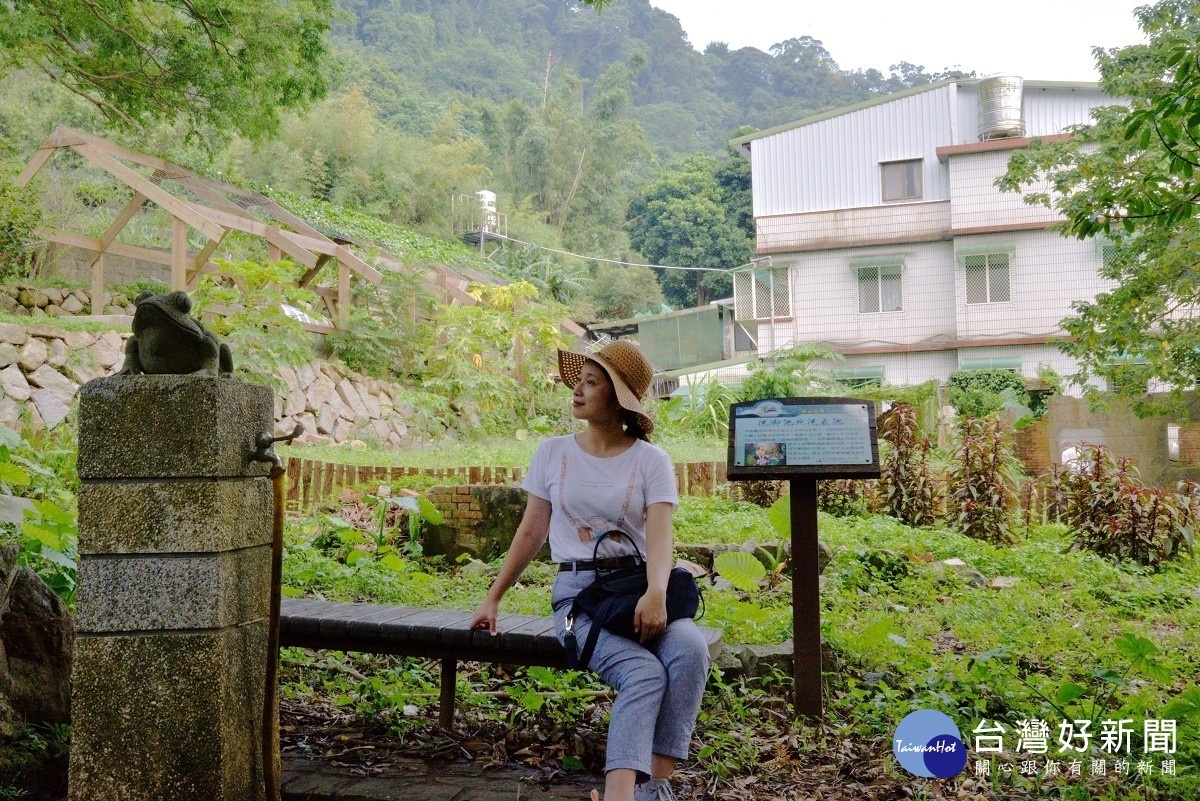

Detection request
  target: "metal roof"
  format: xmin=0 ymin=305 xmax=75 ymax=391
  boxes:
xmin=728 ymin=79 xmax=1103 ymax=153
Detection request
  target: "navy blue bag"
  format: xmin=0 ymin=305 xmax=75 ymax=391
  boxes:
xmin=562 ymin=531 xmax=702 ymax=670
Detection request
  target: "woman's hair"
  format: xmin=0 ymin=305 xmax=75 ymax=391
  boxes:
xmin=622 ymin=409 xmax=651 ymax=443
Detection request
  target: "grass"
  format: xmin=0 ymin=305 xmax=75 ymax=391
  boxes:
xmin=280 ymin=493 xmax=1200 ymax=796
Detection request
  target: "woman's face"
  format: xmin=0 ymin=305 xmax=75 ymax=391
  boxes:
xmin=571 ymin=360 xmax=621 ymax=424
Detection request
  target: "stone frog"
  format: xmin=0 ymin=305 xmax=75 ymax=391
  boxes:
xmin=118 ymin=290 xmax=233 ymax=376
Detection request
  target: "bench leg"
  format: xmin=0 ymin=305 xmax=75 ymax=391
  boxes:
xmin=438 ymin=658 xmax=457 ymax=730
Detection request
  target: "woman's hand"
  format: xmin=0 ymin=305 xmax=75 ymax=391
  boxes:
xmin=633 ymin=589 xmax=667 ymax=644
xmin=469 ymin=598 xmax=500 ymax=635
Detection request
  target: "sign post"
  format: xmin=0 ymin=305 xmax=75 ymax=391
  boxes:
xmin=726 ymin=397 xmax=880 ymax=717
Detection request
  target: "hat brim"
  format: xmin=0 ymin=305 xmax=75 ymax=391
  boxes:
xmin=558 ymin=349 xmax=654 ymax=435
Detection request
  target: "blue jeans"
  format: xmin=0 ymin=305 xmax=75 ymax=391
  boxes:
xmin=552 ymin=568 xmax=711 ymax=779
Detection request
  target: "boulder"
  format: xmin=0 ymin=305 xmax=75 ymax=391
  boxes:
xmin=26 ymin=365 xmax=78 ymax=404
xmin=30 ymin=388 xmax=71 ymax=428
xmin=0 ymin=321 xmax=24 ymax=345
xmin=17 ymin=337 xmax=47 ymax=372
xmin=91 ymin=331 xmax=125 ymax=369
xmin=0 ymin=343 xmax=18 ymax=368
xmin=46 ymin=338 xmax=70 ymax=368
xmin=0 ymin=365 xmax=32 ymax=401
xmin=0 ymin=397 xmax=20 ymax=429
xmin=60 ymin=295 xmax=85 ymax=314
xmin=63 ymin=330 xmax=98 ymax=349
xmin=42 ymin=288 xmax=64 ymax=305
xmin=0 ymin=544 xmax=74 ymax=725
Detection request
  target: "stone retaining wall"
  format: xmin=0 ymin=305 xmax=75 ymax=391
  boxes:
xmin=1 ymin=283 xmax=139 ymax=318
xmin=0 ymin=321 xmax=418 ymax=447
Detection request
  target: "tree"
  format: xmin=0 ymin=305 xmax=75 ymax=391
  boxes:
xmin=586 ymin=262 xmax=666 ymax=320
xmin=0 ymin=0 xmax=334 ymax=140
xmin=999 ymin=0 xmax=1200 ymax=411
xmin=626 ymin=153 xmax=753 ymax=308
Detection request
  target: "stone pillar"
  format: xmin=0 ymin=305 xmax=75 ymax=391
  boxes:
xmin=70 ymin=375 xmax=275 ymax=801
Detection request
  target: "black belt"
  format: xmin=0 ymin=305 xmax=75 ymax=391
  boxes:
xmin=557 ymin=555 xmax=641 ymax=572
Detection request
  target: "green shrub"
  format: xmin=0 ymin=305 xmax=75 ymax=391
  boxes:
xmin=1052 ymin=443 xmax=1196 ymax=566
xmin=878 ymin=403 xmax=937 ymax=527
xmin=947 ymin=416 xmax=1017 ymax=544
xmin=947 ymin=368 xmax=1029 ymax=418
xmin=0 ymin=177 xmax=41 ymax=281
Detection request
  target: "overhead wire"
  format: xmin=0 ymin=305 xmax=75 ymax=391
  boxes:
xmin=491 ymin=232 xmax=735 ymax=272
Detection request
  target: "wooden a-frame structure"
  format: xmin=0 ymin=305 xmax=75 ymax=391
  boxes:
xmin=16 ymin=125 xmax=383 ymax=331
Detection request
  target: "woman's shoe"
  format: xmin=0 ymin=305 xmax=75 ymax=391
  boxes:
xmin=634 ymin=778 xmax=677 ymax=801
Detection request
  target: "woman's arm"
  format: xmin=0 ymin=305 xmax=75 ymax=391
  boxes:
xmin=469 ymin=493 xmax=552 ymax=634
xmin=633 ymin=501 xmax=674 ymax=643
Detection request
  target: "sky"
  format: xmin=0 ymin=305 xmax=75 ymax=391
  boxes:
xmin=648 ymin=0 xmax=1149 ymax=82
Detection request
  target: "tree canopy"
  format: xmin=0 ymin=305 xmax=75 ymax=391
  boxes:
xmin=1000 ymin=0 xmax=1200 ymax=409
xmin=0 ymin=0 xmax=334 ymax=140
xmin=626 ymin=153 xmax=753 ymax=308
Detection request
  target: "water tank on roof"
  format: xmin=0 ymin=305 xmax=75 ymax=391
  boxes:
xmin=978 ymin=75 xmax=1025 ymax=141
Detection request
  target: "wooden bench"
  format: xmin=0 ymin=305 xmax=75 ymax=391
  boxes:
xmin=279 ymin=597 xmax=724 ymax=728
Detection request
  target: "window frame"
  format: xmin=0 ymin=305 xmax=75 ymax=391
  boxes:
xmin=962 ymin=251 xmax=1013 ymax=305
xmin=855 ymin=263 xmax=904 ymax=314
xmin=880 ymin=158 xmax=923 ymax=203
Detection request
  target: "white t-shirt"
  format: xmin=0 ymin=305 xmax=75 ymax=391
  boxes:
xmin=522 ymin=434 xmax=679 ymax=563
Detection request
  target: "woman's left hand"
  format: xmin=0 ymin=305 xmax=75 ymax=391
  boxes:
xmin=633 ymin=590 xmax=667 ymax=644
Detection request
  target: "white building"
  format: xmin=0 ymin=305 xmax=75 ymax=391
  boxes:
xmin=728 ymin=77 xmax=1118 ymax=389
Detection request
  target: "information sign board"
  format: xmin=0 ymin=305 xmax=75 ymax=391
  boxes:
xmin=727 ymin=397 xmax=880 ymax=480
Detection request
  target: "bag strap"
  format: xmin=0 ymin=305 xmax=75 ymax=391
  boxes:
xmin=564 ymin=598 xmax=604 ymax=670
xmin=592 ymin=529 xmax=645 ymax=569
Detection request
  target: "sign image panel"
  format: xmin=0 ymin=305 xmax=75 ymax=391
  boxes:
xmin=727 ymin=397 xmax=880 ymax=480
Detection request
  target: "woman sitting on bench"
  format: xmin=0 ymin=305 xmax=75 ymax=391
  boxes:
xmin=469 ymin=340 xmax=710 ymax=801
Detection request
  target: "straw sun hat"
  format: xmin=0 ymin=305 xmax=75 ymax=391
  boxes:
xmin=558 ymin=340 xmax=655 ymax=434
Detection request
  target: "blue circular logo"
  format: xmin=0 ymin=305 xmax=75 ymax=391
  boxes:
xmin=892 ymin=710 xmax=967 ymax=778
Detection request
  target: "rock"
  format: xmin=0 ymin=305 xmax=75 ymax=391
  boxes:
xmin=33 ymin=292 xmax=49 ymax=309
xmin=0 ymin=544 xmax=74 ymax=725
xmin=91 ymin=331 xmax=125 ymax=369
xmin=46 ymin=338 xmax=69 ymax=369
xmin=0 ymin=396 xmax=20 ymax=429
xmin=336 ymin=379 xmax=369 ymax=418
xmin=359 ymin=388 xmax=382 ymax=418
xmin=103 ymin=305 xmax=125 ymax=315
xmin=278 ymin=365 xmax=298 ymax=394
xmin=0 ymin=323 xmax=26 ymax=346
xmin=295 ymin=412 xmax=317 ymax=441
xmin=61 ymin=294 xmax=85 ymax=314
xmin=42 ymin=287 xmax=63 ymax=305
xmin=330 ymin=417 xmax=349 ymax=443
xmin=349 ymin=439 xmax=367 ymax=448
xmin=962 ymin=570 xmax=989 ymax=588
xmin=0 ymin=365 xmax=32 ymax=401
xmin=990 ymin=576 xmax=1020 ymax=590
xmin=459 ymin=559 xmax=496 ymax=578
xmin=26 ymin=324 xmax=65 ymax=341
xmin=272 ymin=393 xmax=284 ymax=421
xmin=110 ymin=293 xmax=128 ymax=307
xmin=26 ymin=365 xmax=78 ymax=404
xmin=30 ymin=307 xmax=46 ymax=317
xmin=0 ymin=342 xmax=19 ymax=368
xmin=294 ymin=362 xmax=315 ymax=389
xmin=817 ymin=540 xmax=833 ymax=574
xmin=9 ymin=306 xmax=28 ymax=317
xmin=940 ymin=558 xmax=968 ymax=570
xmin=30 ymin=388 xmax=71 ymax=428
xmin=45 ymin=305 xmax=65 ymax=317
xmin=18 ymin=337 xmax=48 ymax=372
xmin=63 ymin=330 xmax=98 ymax=349
xmin=61 ymin=351 xmax=104 ymax=386
xmin=16 ymin=289 xmax=36 ymax=308
xmin=284 ymin=388 xmax=307 ymax=418
xmin=371 ymin=418 xmax=391 ymax=442
xmin=316 ymin=404 xmax=336 ymax=435
xmin=0 ymin=294 xmax=17 ymax=312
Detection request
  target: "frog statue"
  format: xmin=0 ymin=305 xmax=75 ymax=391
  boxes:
xmin=118 ymin=291 xmax=233 ymax=376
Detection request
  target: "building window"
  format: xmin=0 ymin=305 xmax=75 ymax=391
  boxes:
xmin=857 ymin=264 xmax=902 ymax=313
xmin=881 ymin=159 xmax=922 ymax=202
xmin=734 ymin=266 xmax=791 ymax=320
xmin=964 ymin=252 xmax=1011 ymax=304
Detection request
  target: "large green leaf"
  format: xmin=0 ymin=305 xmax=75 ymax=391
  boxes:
xmin=713 ymin=551 xmax=766 ymax=593
xmin=768 ymin=495 xmax=790 ymax=539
